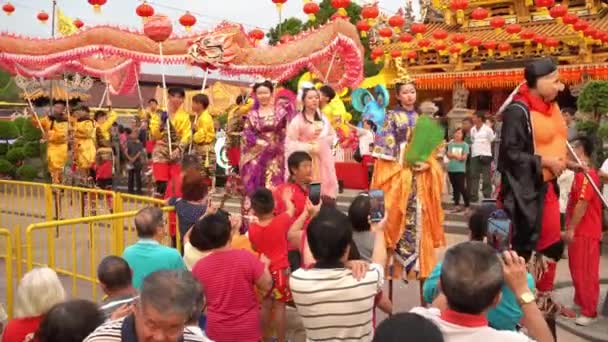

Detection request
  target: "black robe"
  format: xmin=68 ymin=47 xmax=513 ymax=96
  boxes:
xmin=497 ymin=101 xmax=545 ymax=257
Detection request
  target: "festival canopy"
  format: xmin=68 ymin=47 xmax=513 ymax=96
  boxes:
xmin=0 ymin=12 xmax=364 ymax=95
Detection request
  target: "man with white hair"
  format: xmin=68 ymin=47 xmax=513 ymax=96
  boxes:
xmin=85 ymin=270 xmax=209 ymax=342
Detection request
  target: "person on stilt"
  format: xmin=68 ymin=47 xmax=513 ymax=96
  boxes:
xmin=498 ymin=57 xmax=583 ymax=335
xmin=39 ymin=101 xmax=69 ymax=186
xmin=93 ymin=97 xmax=118 ymax=212
xmin=150 ymin=87 xmax=192 ymax=198
xmin=191 ymin=94 xmax=216 ymax=190
xmin=371 ymin=79 xmax=445 ymax=305
xmin=73 ymin=105 xmax=96 ymax=188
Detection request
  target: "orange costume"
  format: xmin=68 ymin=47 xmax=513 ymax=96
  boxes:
xmin=372 ymin=105 xmax=445 ymax=280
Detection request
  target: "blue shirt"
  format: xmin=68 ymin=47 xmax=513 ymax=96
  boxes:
xmin=122 ymin=239 xmax=186 ymax=289
xmin=423 ymin=261 xmax=536 ymax=331
xmin=447 ymin=142 xmax=469 ymax=173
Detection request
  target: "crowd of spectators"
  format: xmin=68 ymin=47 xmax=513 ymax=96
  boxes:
xmin=1 ymin=150 xmax=590 ymax=342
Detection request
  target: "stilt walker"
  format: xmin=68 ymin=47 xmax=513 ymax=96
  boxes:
xmin=93 ymin=83 xmax=118 ymax=211
xmin=497 ymin=57 xmax=582 ymax=336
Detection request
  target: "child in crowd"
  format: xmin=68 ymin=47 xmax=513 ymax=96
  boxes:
xmin=125 ymin=128 xmax=145 ymax=194
xmin=248 ymin=188 xmax=317 ymax=342
xmin=94 ymin=110 xmax=116 ymax=192
xmin=446 ymin=128 xmax=471 ymax=214
xmin=564 ymin=136 xmax=602 ymax=326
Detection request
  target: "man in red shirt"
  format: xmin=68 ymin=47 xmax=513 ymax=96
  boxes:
xmin=273 ymin=151 xmax=313 ymax=269
xmin=564 ymin=136 xmax=602 ymax=326
xmin=164 ymin=154 xmax=200 ymax=248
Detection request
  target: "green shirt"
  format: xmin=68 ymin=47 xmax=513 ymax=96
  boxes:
xmin=122 ymin=239 xmax=186 ymax=289
xmin=447 ymin=142 xmax=469 ymax=173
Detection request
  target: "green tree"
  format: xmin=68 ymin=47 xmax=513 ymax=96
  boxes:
xmin=577 ymin=80 xmax=608 ymax=123
xmin=267 ymin=17 xmax=304 ymax=46
xmin=0 ymin=71 xmax=21 ymax=102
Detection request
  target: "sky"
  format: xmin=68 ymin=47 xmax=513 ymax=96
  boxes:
xmin=0 ymin=0 xmax=418 ymax=78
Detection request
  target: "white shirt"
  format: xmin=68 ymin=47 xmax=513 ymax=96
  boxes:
xmin=355 ymin=127 xmax=374 ymax=156
xmin=410 ymin=307 xmax=535 ymax=342
xmin=290 ymin=263 xmax=384 ymax=342
xmin=470 ymin=124 xmax=495 ymax=158
xmin=557 ymin=170 xmax=574 ymax=213
xmin=601 ymin=159 xmax=608 ymax=199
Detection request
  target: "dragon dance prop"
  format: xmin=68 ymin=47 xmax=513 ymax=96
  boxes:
xmin=403 ymin=115 xmax=445 ymax=165
xmin=0 ymin=20 xmax=364 ymax=95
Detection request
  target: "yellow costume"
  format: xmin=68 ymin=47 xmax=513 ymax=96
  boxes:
xmin=40 ymin=116 xmax=69 ymax=184
xmin=192 ymin=109 xmax=216 ymax=178
xmin=322 ymin=96 xmax=351 ymax=138
xmin=95 ymin=111 xmax=118 ymax=147
xmin=74 ymin=118 xmax=96 ymax=171
xmin=149 ymin=108 xmax=192 ymax=159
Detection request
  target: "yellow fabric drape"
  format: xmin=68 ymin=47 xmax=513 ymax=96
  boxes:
xmin=371 ymin=156 xmax=445 ymax=279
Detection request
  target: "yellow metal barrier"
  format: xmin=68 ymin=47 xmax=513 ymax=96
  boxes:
xmin=0 ymin=180 xmax=50 ymax=228
xmin=0 ymin=229 xmax=13 ymax=319
xmin=23 ymin=207 xmax=175 ymax=301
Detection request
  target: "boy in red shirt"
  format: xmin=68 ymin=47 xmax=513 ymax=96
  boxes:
xmin=249 ymin=187 xmax=315 ymax=342
xmin=564 ymin=136 xmax=602 ymax=326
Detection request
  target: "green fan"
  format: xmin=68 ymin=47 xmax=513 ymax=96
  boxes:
xmin=404 ymin=115 xmax=445 ymax=165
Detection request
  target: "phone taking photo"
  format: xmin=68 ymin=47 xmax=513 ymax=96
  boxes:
xmin=487 ymin=209 xmax=511 ymax=252
xmin=309 ymin=182 xmax=321 ymax=205
xmin=369 ymin=189 xmax=385 ymax=222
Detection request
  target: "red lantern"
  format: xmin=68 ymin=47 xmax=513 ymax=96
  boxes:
xmin=470 ymin=7 xmax=489 ymax=21
xmin=545 ymin=37 xmax=559 ymax=52
xmin=490 ymin=16 xmax=505 ymax=32
xmin=331 ymin=0 xmax=350 ymax=17
xmin=378 ymin=27 xmax=393 ymax=42
xmin=88 ymin=0 xmax=107 ymax=13
xmin=2 ymin=2 xmax=15 ymax=15
xmin=371 ymin=47 xmax=384 ymax=61
xmin=432 ymin=29 xmax=448 ymax=40
xmin=574 ymin=20 xmax=589 ymax=32
xmin=505 ymin=23 xmax=522 ymax=35
xmin=249 ymin=29 xmax=265 ymax=42
xmin=143 ymin=15 xmax=173 ymax=42
xmin=406 ymin=51 xmax=417 ymax=62
xmin=388 ymin=15 xmax=405 ymax=33
xmin=535 ymin=0 xmax=555 ymax=8
xmin=272 ymin=0 xmax=288 ymax=11
xmin=434 ymin=41 xmax=447 ymax=51
xmin=549 ymin=4 xmax=567 ymax=22
xmin=399 ymin=33 xmax=414 ymax=43
xmin=449 ymin=0 xmax=468 ymax=24
xmin=468 ymin=37 xmax=482 ymax=55
xmin=390 ymin=50 xmax=402 ymax=59
xmin=562 ymin=13 xmax=578 ymax=25
xmin=179 ymin=11 xmax=196 ymax=32
xmin=361 ymin=4 xmax=379 ymax=24
xmin=356 ymin=20 xmax=371 ymax=37
xmin=418 ymin=38 xmax=431 ymax=52
xmin=136 ymin=1 xmax=155 ymax=19
xmin=584 ymin=27 xmax=597 ymax=38
xmin=497 ymin=42 xmax=511 ymax=55
xmin=449 ymin=45 xmax=461 ymax=56
xmin=411 ymin=22 xmax=426 ymax=39
xmin=519 ymin=29 xmax=535 ymax=42
xmin=451 ymin=33 xmax=466 ymax=44
xmin=533 ymin=34 xmax=547 ymax=49
xmin=483 ymin=40 xmax=497 ymax=56
xmin=303 ymin=1 xmax=320 ymax=21
xmin=73 ymin=18 xmax=84 ymax=29
xmin=37 ymin=10 xmax=49 ymax=23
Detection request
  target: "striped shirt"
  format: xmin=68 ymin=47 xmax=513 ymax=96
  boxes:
xmin=83 ymin=316 xmax=206 ymax=341
xmin=290 ymin=263 xmax=384 ymax=342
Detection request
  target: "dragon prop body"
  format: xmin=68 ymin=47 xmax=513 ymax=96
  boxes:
xmin=0 ymin=20 xmax=364 ymax=95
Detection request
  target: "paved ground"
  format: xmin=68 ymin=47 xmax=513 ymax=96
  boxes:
xmin=0 ymin=188 xmax=606 ymax=341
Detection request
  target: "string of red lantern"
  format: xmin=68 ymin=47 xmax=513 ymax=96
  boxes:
xmin=136 ymin=1 xmax=155 ymax=20
xmin=179 ymin=11 xmax=196 ymax=32
xmin=303 ymin=1 xmax=320 ymax=22
xmin=2 ymin=2 xmax=15 ymax=15
xmin=37 ymin=10 xmax=48 ymax=23
xmin=73 ymin=18 xmax=84 ymax=29
xmin=88 ymin=0 xmax=107 ymax=13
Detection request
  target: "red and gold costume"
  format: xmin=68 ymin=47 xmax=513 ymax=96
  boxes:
xmin=94 ymin=111 xmax=118 ymax=189
xmin=150 ymin=108 xmax=192 ymax=195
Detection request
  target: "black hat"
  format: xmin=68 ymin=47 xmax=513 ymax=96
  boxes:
xmin=524 ymin=57 xmax=557 ymax=88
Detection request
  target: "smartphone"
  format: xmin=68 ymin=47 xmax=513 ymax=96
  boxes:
xmin=308 ymin=183 xmax=321 ymax=205
xmin=369 ymin=189 xmax=385 ymax=222
xmin=487 ymin=209 xmax=511 ymax=252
